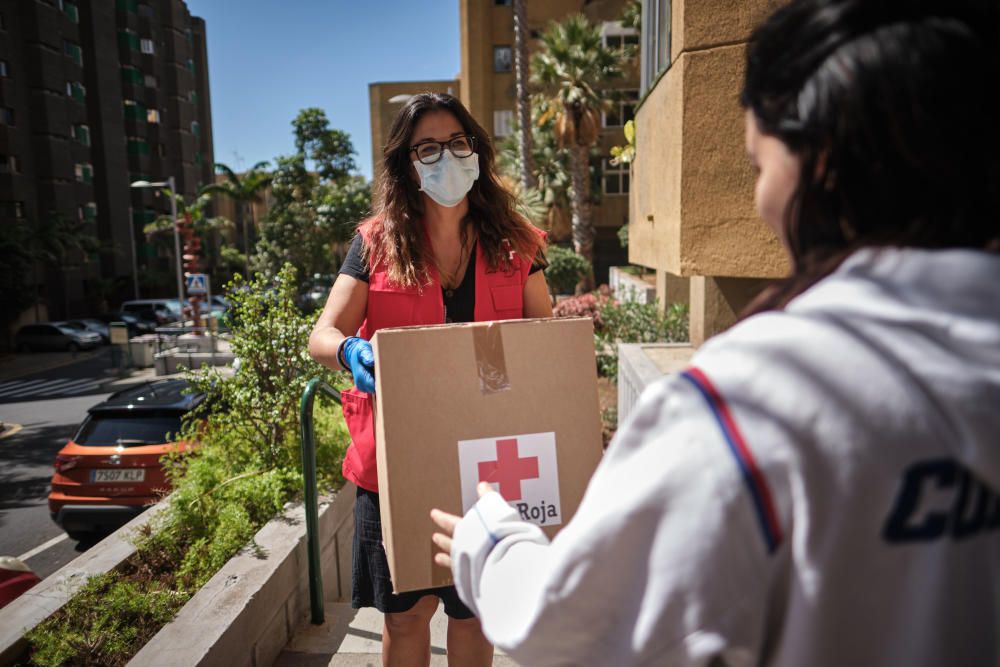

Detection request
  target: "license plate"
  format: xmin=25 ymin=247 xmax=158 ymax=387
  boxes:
xmin=91 ymin=468 xmax=145 ymax=483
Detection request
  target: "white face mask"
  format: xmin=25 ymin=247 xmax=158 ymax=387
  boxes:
xmin=413 ymin=151 xmax=480 ymax=207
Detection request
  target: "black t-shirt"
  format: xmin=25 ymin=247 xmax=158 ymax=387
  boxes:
xmin=338 ymin=235 xmax=542 ymax=324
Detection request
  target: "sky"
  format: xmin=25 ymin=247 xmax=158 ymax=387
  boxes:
xmin=184 ymin=0 xmax=461 ymax=181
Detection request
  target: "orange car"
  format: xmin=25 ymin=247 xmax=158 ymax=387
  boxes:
xmin=49 ymin=380 xmax=204 ymax=540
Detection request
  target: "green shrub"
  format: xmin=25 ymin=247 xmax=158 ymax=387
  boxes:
xmin=595 ymin=301 xmax=689 ymax=378
xmin=24 ymin=264 xmax=351 ymax=666
xmin=544 ymin=245 xmax=592 ymax=295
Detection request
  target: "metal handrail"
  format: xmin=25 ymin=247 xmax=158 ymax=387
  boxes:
xmin=299 ymin=378 xmax=342 ymax=625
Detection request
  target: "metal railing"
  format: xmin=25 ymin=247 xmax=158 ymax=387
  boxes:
xmin=299 ymin=378 xmax=342 ymax=625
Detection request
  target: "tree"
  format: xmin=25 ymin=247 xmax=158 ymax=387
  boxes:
xmin=532 ymin=14 xmax=624 ymax=291
xmin=144 ymin=190 xmax=233 ymax=318
xmin=201 ymin=161 xmax=272 ymax=274
xmin=0 ymin=221 xmax=36 ymax=342
xmin=292 ymin=108 xmax=356 ymax=183
xmin=22 ymin=213 xmax=101 ymax=320
xmin=513 ymin=0 xmax=536 ymax=192
xmin=255 ymin=109 xmax=370 ymax=287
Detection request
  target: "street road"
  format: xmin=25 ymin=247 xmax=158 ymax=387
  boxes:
xmin=0 ymin=349 xmax=118 ymax=579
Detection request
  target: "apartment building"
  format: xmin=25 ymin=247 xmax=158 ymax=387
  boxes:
xmin=459 ymin=0 xmax=637 ymax=284
xmin=629 ymin=0 xmax=787 ymax=346
xmin=0 ymin=0 xmax=213 ymax=321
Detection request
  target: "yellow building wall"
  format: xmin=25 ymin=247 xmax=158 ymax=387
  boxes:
xmin=630 ymin=0 xmax=789 ymax=343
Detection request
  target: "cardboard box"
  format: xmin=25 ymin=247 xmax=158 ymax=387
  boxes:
xmin=373 ymin=317 xmax=604 ymax=594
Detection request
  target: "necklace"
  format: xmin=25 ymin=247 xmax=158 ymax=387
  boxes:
xmin=436 ymin=236 xmax=472 ymax=291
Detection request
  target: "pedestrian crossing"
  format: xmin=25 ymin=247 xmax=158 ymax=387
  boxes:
xmin=0 ymin=377 xmax=103 ymax=401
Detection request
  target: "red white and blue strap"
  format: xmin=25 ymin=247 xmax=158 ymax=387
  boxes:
xmin=681 ymin=367 xmax=784 ymax=554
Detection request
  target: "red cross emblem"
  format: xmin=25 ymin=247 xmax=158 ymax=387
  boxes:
xmin=477 ymin=438 xmax=539 ymax=500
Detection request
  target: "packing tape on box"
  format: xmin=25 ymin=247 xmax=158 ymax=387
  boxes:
xmin=472 ymin=322 xmax=511 ymax=394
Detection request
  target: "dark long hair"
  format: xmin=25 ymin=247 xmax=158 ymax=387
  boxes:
xmin=366 ymin=93 xmax=545 ymax=287
xmin=741 ymin=0 xmax=1000 ymax=315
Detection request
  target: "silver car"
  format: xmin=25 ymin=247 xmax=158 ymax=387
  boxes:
xmin=15 ymin=323 xmax=103 ymax=353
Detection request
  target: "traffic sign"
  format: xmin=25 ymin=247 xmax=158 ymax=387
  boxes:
xmin=186 ymin=273 xmax=209 ymax=295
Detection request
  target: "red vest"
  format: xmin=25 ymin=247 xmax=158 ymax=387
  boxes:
xmin=341 ymin=218 xmax=540 ymax=491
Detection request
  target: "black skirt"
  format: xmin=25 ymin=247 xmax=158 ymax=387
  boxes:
xmin=352 ymin=486 xmax=475 ymax=619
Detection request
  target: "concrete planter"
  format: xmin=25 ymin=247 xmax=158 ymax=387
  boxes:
xmin=0 ymin=486 xmax=356 ymax=667
xmin=0 ymin=500 xmax=173 ymax=665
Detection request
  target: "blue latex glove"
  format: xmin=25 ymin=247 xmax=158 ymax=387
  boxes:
xmin=342 ymin=337 xmax=375 ymax=394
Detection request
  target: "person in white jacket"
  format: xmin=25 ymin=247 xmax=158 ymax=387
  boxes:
xmin=431 ymin=0 xmax=1000 ymax=665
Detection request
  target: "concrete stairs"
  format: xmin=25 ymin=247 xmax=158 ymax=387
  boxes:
xmin=274 ymin=602 xmax=519 ymax=666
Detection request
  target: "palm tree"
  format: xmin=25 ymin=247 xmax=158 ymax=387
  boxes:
xmin=25 ymin=213 xmax=101 ymax=320
xmin=513 ymin=0 xmax=536 ymax=192
xmin=201 ymin=161 xmax=272 ymax=273
xmin=532 ymin=14 xmax=623 ymax=291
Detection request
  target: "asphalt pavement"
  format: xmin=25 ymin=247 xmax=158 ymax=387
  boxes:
xmin=0 ymin=347 xmax=142 ymax=578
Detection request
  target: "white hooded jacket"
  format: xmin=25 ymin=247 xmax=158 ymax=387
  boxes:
xmin=450 ymin=247 xmax=1000 ymax=666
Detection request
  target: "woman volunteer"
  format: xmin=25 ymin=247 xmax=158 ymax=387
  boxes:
xmin=431 ymin=0 xmax=1000 ymax=665
xmin=309 ymin=93 xmax=551 ymax=666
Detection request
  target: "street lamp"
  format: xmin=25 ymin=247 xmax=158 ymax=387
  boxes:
xmin=130 ymin=177 xmax=183 ymax=315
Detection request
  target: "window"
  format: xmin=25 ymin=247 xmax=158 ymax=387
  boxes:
xmin=146 ymin=109 xmax=160 ymax=123
xmin=144 ymin=73 xmax=157 ymax=87
xmin=188 ymin=90 xmax=198 ymax=104
xmin=641 ymin=0 xmax=671 ymax=94
xmin=121 ymin=65 xmax=143 ymax=85
xmin=75 ymin=414 xmax=181 ymax=447
xmin=602 ymin=21 xmax=639 ymax=52
xmin=10 ymin=155 xmax=21 ymax=173
xmin=186 ymin=58 xmax=195 ymax=73
xmin=190 ymin=120 xmax=200 ymax=136
xmin=62 ymin=1 xmax=79 ymax=23
xmin=67 ymin=81 xmax=86 ymax=101
xmin=1 ymin=107 xmax=14 ymax=126
xmin=124 ymin=99 xmax=147 ymax=121
xmin=0 ymin=60 xmax=7 ymax=77
xmin=82 ymin=202 xmax=97 ymax=220
xmin=64 ymin=40 xmax=82 ymax=67
xmin=119 ymin=30 xmax=139 ymax=51
xmin=74 ymin=163 xmax=93 ymax=183
xmin=493 ymin=110 xmax=514 ymax=137
xmin=138 ymin=3 xmax=155 ymax=18
xmin=157 ymin=143 xmax=166 ymax=157
xmin=184 ymin=28 xmax=193 ymax=44
xmin=1 ymin=201 xmax=25 ymax=218
xmin=494 ymin=0 xmax=511 ymax=5
xmin=0 ymin=154 xmax=7 ymax=173
xmin=127 ymin=137 xmax=150 ymax=155
xmin=116 ymin=0 xmax=139 ymax=13
xmin=603 ymin=158 xmax=629 ymax=196
xmin=493 ymin=46 xmax=512 ymax=73
xmin=603 ymin=89 xmax=639 ymax=127
xmin=140 ymin=38 xmax=155 ymax=55
xmin=73 ymin=124 xmax=90 ymax=146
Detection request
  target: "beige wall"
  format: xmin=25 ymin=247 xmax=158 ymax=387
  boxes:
xmin=630 ymin=0 xmax=789 ymax=343
xmin=368 ymin=80 xmax=460 ymax=178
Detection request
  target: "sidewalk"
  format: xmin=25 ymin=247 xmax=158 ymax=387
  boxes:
xmin=276 ymin=602 xmax=519 ymax=666
xmin=0 ymin=350 xmax=103 ymax=382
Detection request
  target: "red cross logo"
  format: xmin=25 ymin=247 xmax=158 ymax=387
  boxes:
xmin=478 ymin=438 xmax=539 ymax=500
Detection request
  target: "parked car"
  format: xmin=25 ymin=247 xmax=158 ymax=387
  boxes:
xmin=63 ymin=319 xmax=111 ymax=344
xmin=15 ymin=323 xmax=103 ymax=353
xmin=93 ymin=312 xmax=154 ymax=336
xmin=48 ymin=379 xmax=205 ymax=540
xmin=121 ymin=299 xmax=183 ymax=325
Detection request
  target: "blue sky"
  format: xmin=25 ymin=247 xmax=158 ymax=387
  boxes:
xmin=185 ymin=0 xmax=461 ymax=180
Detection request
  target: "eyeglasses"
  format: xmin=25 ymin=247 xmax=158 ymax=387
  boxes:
xmin=409 ymin=135 xmax=476 ymax=165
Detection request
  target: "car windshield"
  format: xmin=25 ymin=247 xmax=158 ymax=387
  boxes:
xmin=56 ymin=326 xmax=78 ymax=335
xmin=74 ymin=415 xmax=183 ymax=446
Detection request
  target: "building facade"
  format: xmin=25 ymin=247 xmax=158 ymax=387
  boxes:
xmin=458 ymin=0 xmax=637 ymax=284
xmin=629 ymin=0 xmax=787 ymax=345
xmin=0 ymin=0 xmax=213 ymax=321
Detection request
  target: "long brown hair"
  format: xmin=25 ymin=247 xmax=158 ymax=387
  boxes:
xmin=364 ymin=93 xmax=546 ymax=287
xmin=740 ymin=0 xmax=999 ymax=317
